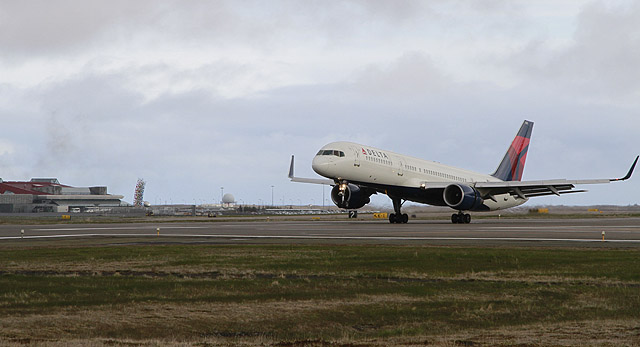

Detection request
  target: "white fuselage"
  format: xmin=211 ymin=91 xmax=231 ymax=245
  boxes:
xmin=312 ymin=141 xmax=527 ymax=211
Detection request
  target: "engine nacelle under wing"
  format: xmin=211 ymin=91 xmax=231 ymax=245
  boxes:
xmin=443 ymin=184 xmax=485 ymax=211
xmin=331 ymin=183 xmax=371 ymax=209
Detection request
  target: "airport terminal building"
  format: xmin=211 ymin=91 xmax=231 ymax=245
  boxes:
xmin=0 ymin=178 xmax=124 ymax=213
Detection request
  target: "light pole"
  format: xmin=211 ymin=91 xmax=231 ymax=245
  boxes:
xmin=271 ymin=185 xmax=274 ymax=206
xmin=220 ymin=187 xmax=224 ymax=204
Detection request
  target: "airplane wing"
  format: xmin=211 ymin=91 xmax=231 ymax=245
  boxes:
xmin=288 ymin=155 xmax=335 ymax=185
xmin=475 ymin=156 xmax=638 ymax=199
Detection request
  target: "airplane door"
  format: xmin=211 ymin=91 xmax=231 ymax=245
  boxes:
xmin=353 ymin=148 xmax=361 ymax=167
xmin=393 ymin=156 xmax=403 ymax=176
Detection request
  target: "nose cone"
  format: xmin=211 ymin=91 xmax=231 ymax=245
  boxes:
xmin=312 ymin=156 xmax=333 ymax=178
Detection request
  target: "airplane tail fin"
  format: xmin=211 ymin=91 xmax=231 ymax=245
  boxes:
xmin=491 ymin=120 xmax=534 ymax=181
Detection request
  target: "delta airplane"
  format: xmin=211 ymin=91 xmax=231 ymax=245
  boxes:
xmin=289 ymin=120 xmax=638 ymax=224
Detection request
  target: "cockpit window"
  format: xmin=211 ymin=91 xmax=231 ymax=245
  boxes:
xmin=316 ymin=150 xmax=345 ymax=157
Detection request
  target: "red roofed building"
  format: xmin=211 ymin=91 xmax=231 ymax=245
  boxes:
xmin=0 ymin=178 xmax=68 ymax=195
xmin=0 ymin=178 xmax=123 ymax=213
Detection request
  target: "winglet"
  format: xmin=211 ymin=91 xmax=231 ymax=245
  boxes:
xmin=611 ymin=155 xmax=639 ymax=182
xmin=288 ymin=155 xmax=295 ymax=179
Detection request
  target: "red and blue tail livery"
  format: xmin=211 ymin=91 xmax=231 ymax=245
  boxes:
xmin=492 ymin=120 xmax=533 ymax=181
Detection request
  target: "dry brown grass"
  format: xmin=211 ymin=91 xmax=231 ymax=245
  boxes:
xmin=3 ymin=294 xmax=639 ymax=346
xmin=1 ymin=319 xmax=639 ymax=346
xmin=1 ymin=296 xmax=417 ymax=340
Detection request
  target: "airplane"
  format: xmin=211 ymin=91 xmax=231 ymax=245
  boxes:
xmin=289 ymin=120 xmax=638 ymax=224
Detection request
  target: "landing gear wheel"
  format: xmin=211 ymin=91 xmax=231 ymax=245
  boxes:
xmin=388 ymin=212 xmax=408 ymax=224
xmin=452 ymin=213 xmax=471 ymax=224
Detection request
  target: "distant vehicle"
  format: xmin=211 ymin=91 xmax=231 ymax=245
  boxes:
xmin=289 ymin=120 xmax=637 ymax=224
xmin=69 ymin=208 xmax=81 ymax=213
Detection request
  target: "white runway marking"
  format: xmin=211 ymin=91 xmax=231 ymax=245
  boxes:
xmin=2 ymin=233 xmax=640 ymax=243
xmin=482 ymin=225 xmax=640 ymax=230
xmin=31 ymin=226 xmax=211 ymax=232
xmin=476 ymin=228 xmax=633 ymax=234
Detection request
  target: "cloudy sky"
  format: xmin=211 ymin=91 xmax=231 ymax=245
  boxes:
xmin=1 ymin=0 xmax=638 ymax=207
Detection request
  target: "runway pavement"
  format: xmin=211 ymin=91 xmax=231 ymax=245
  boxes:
xmin=2 ymin=217 xmax=640 ymax=247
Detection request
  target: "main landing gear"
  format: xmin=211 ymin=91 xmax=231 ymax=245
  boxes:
xmin=389 ymin=197 xmax=408 ymax=224
xmin=451 ymin=211 xmax=471 ymax=224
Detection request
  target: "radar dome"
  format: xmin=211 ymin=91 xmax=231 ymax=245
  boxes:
xmin=222 ymin=193 xmax=235 ymax=204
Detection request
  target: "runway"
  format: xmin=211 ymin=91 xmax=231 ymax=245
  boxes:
xmin=2 ymin=217 xmax=640 ymax=247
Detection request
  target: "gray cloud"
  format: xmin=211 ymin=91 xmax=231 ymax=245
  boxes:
xmin=351 ymin=51 xmax=453 ymax=99
xmin=0 ymin=1 xmax=146 ymax=57
xmin=509 ymin=1 xmax=640 ymax=104
xmin=0 ymin=0 xmax=433 ymax=59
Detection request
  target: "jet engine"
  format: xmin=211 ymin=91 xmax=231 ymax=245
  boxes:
xmin=331 ymin=183 xmax=371 ymax=209
xmin=443 ymin=184 xmax=485 ymax=211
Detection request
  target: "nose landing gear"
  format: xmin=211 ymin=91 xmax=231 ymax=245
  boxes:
xmin=451 ymin=212 xmax=471 ymax=224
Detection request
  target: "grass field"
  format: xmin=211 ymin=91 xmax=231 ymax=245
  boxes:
xmin=1 ymin=244 xmax=640 ymax=346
